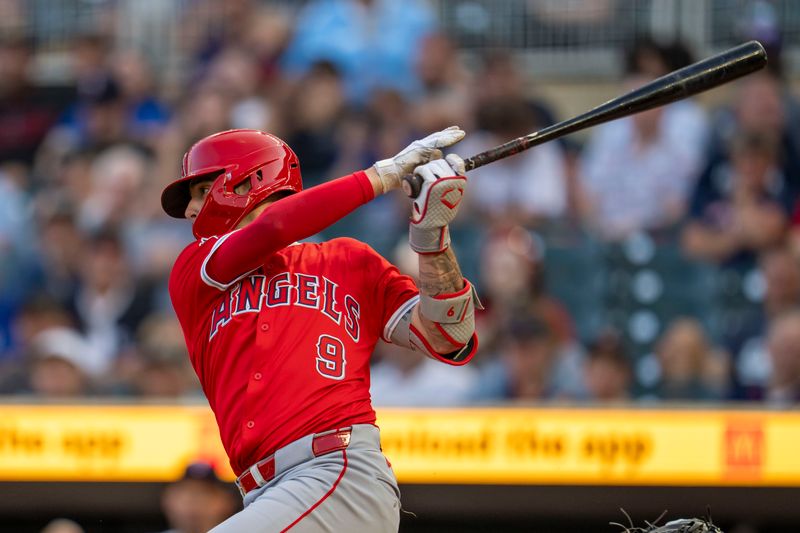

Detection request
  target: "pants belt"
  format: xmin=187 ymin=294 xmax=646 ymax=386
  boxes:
xmin=235 ymin=427 xmax=352 ymax=498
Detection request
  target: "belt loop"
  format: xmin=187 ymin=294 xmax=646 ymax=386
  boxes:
xmin=250 ymin=464 xmax=267 ymax=487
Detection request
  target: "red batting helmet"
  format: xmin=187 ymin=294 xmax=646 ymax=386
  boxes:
xmin=161 ymin=129 xmax=302 ymax=239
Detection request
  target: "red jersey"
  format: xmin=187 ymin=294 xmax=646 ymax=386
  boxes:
xmin=169 ymin=235 xmax=418 ymax=475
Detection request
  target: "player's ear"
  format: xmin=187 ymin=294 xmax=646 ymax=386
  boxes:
xmin=234 ymin=180 xmax=252 ymax=195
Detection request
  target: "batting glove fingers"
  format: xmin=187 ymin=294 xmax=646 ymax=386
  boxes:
xmin=373 ymin=126 xmax=465 ymax=193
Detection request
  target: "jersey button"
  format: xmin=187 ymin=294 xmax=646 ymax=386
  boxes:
xmin=246 ymin=421 xmax=255 ymax=429
xmin=260 ymin=323 xmax=269 ymax=332
xmin=254 ymin=372 xmax=262 ymax=380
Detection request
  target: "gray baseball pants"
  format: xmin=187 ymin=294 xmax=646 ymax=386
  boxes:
xmin=210 ymin=424 xmax=401 ymax=532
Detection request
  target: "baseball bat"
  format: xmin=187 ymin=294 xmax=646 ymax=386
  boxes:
xmin=403 ymin=40 xmax=767 ymax=198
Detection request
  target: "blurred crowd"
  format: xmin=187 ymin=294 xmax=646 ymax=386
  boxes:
xmin=1 ymin=0 xmax=800 ymax=409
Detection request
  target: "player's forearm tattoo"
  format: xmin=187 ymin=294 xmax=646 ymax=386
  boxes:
xmin=417 ymin=247 xmax=465 ymax=295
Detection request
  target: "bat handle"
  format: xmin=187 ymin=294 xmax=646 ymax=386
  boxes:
xmin=402 ymin=174 xmax=423 ymax=198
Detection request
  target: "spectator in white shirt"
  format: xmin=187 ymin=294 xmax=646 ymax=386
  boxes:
xmin=579 ymin=38 xmax=708 ymax=240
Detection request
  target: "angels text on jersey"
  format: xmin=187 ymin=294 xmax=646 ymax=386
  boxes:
xmin=209 ymin=270 xmax=361 ymax=343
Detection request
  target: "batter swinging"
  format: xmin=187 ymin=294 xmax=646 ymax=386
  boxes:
xmin=161 ymin=127 xmax=480 ymax=532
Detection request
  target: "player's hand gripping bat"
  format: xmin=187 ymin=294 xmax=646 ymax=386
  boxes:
xmin=402 ymin=40 xmax=768 ymax=198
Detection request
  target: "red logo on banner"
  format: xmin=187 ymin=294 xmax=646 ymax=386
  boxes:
xmin=724 ymin=422 xmax=763 ymax=479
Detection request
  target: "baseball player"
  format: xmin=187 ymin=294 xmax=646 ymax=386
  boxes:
xmin=161 ymin=127 xmax=480 ymax=532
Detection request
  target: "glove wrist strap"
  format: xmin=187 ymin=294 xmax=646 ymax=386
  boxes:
xmin=418 ymin=279 xmax=483 ymax=348
xmin=409 ymin=224 xmax=450 ymax=254
xmin=373 ymin=159 xmax=400 ymax=193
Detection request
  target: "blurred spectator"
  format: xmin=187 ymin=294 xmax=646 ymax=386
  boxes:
xmin=174 ymin=88 xmax=232 ymax=142
xmin=282 ymin=0 xmax=436 ymax=102
xmin=111 ymin=49 xmax=171 ymax=143
xmin=236 ymin=5 xmax=293 ymax=89
xmin=280 ymin=61 xmax=347 ymax=187
xmin=24 ymin=327 xmax=100 ymax=397
xmin=760 ymin=310 xmax=800 ymax=406
xmin=471 ymin=314 xmax=560 ymax=402
xmin=78 ymin=144 xmax=153 ymax=232
xmin=69 ymin=228 xmax=158 ymax=373
xmin=4 ymin=294 xmax=74 ymax=356
xmin=652 ymin=318 xmax=730 ymax=401
xmin=759 ymin=247 xmax=800 ymax=318
xmin=459 ymin=52 xmax=568 ymax=225
xmin=706 ymin=68 xmax=800 ymax=183
xmin=370 ymin=342 xmax=478 ymax=406
xmin=0 ymin=34 xmax=72 ymax=167
xmin=42 ymin=34 xmax=130 ymax=156
xmin=478 ymin=226 xmax=575 ymax=356
xmin=32 ymin=200 xmax=83 ymax=307
xmin=582 ymin=330 xmax=632 ymax=402
xmin=0 ymin=295 xmax=75 ymax=390
xmin=579 ymin=38 xmax=708 ymax=240
xmin=183 ymin=0 xmax=281 ymax=81
xmin=412 ymin=33 xmax=472 ymax=133
xmin=40 ymin=519 xmax=85 ymax=533
xmin=133 ymin=353 xmax=198 ymax=398
xmin=733 ymin=248 xmax=800 ymax=392
xmin=471 ymin=50 xmax=558 ymax=128
xmin=201 ymin=46 xmax=272 ymax=131
xmin=683 ymin=131 xmax=791 ymax=268
xmin=126 ymin=314 xmax=198 ymax=398
xmin=0 ymin=168 xmax=40 ymax=353
xmin=155 ymin=462 xmax=239 ymax=533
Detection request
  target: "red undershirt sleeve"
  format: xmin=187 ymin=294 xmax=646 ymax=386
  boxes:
xmin=204 ymin=171 xmax=375 ymax=286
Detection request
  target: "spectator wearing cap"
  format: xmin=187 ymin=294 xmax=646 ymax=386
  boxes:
xmin=0 ymin=296 xmax=76 ymax=391
xmin=153 ymin=462 xmax=239 ymax=533
xmin=24 ymin=327 xmax=100 ymax=398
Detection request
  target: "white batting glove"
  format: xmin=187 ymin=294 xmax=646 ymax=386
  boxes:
xmin=372 ymin=126 xmax=465 ymax=193
xmin=408 ymin=154 xmax=466 ymax=254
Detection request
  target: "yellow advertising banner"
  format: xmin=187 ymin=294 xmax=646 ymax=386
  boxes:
xmin=376 ymin=408 xmax=800 ymax=486
xmin=0 ymin=405 xmax=228 ymax=482
xmin=0 ymin=405 xmax=798 ymax=486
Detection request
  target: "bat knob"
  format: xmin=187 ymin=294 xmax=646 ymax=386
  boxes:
xmin=402 ymin=175 xmax=422 ymax=198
